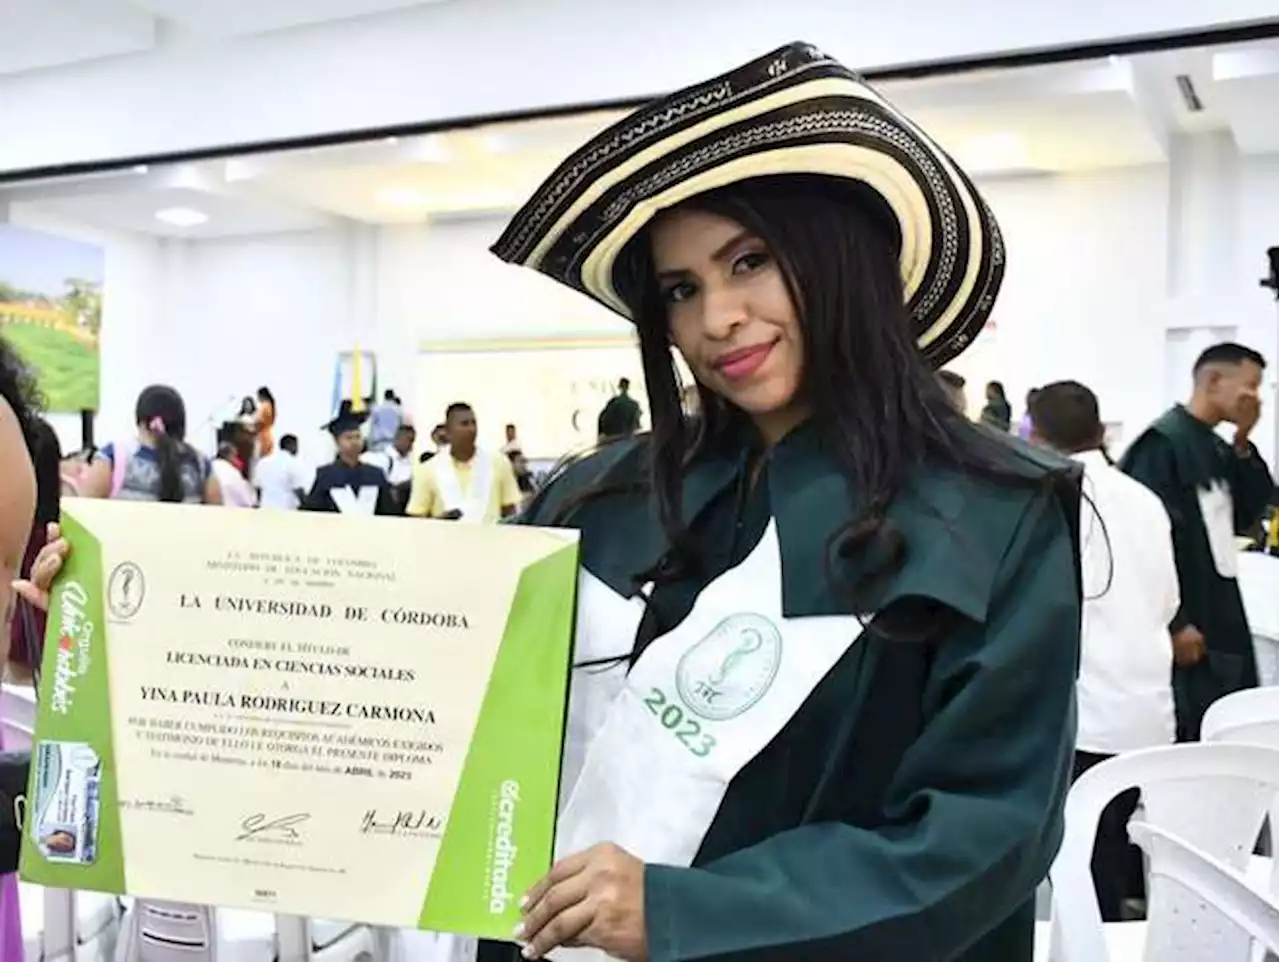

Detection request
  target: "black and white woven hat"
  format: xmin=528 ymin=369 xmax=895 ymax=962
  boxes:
xmin=491 ymin=42 xmax=1004 ymax=368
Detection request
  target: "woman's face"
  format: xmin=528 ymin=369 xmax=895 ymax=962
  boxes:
xmin=650 ymin=208 xmax=808 ymax=443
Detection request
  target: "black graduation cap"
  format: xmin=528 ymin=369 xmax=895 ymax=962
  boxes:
xmin=323 ymin=399 xmax=369 ymax=437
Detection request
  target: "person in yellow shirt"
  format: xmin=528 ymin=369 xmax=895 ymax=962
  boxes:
xmin=406 ymin=402 xmax=521 ymax=522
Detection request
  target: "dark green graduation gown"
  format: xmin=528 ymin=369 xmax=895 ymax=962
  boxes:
xmin=1120 ymin=406 xmax=1278 ymax=741
xmin=495 ymin=423 xmax=1081 ymax=962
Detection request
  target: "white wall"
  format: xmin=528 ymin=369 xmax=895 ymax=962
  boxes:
xmin=15 ymin=137 xmax=1277 ymax=470
xmin=377 ymin=218 xmax=628 ymax=345
xmin=0 ymin=0 xmax=1273 ymax=174
xmin=952 ymin=140 xmax=1278 ymax=466
xmin=6 ymin=211 xmax=373 ymax=467
xmin=953 ymin=165 xmax=1175 ymax=443
xmin=156 ymin=230 xmax=363 ymax=465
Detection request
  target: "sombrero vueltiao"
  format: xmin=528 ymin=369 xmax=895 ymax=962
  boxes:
xmin=491 ymin=42 xmax=1004 ymax=368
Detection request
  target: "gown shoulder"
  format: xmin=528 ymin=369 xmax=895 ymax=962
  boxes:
xmin=517 ymin=435 xmax=651 ymax=529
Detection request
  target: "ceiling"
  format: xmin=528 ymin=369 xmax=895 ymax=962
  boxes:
xmin=0 ymin=0 xmax=458 ymax=75
xmin=2 ymin=38 xmax=1275 ymax=240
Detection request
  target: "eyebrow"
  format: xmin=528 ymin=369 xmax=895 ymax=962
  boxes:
xmin=654 ymin=229 xmax=754 ymax=280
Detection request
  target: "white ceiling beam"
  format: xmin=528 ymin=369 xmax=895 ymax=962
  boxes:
xmin=1 ymin=160 xmax=353 ymax=231
xmin=1114 ymin=57 xmax=1178 ymax=158
xmin=120 ymin=0 xmax=453 ymax=38
xmin=881 ymin=61 xmax=1128 ymax=111
xmin=1212 ymin=45 xmax=1278 ymax=155
xmin=1215 ymin=79 xmax=1280 ymax=155
xmin=222 ymin=135 xmax=453 ymax=182
xmin=0 ymin=0 xmax=157 ymax=76
xmin=1213 ymin=47 xmax=1280 ymax=83
xmin=0 ymin=165 xmax=159 ymax=203
xmin=156 ymin=164 xmax=355 ymax=229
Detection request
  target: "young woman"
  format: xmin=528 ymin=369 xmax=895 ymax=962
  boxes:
xmin=26 ymin=43 xmax=1081 ymax=962
xmin=79 ymin=385 xmax=222 ymax=504
xmin=982 ymin=380 xmax=1014 ymax=432
xmin=488 ymin=42 xmax=1081 ymax=962
xmin=255 ymin=385 xmax=277 ymax=458
xmin=212 ymin=440 xmax=258 ymax=508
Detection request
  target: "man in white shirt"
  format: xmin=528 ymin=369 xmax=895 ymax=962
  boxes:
xmin=500 ymin=422 xmax=521 ymax=456
xmin=367 ymin=389 xmax=404 ymax=452
xmin=253 ymin=434 xmax=309 ymax=511
xmin=1031 ymin=381 xmax=1179 ymax=921
xmin=362 ymin=424 xmax=416 ymax=514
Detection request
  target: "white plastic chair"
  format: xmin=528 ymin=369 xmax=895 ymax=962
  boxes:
xmin=116 ymin=903 xmax=383 ymax=962
xmin=1203 ymin=687 xmax=1280 ymax=749
xmin=1203 ymin=685 xmax=1280 ymax=918
xmin=390 ymin=931 xmax=475 ymax=962
xmin=1239 ymin=553 xmax=1279 ymax=686
xmin=20 ymin=885 xmax=122 ymax=962
xmin=278 ymin=916 xmax=385 ymax=962
xmin=1129 ymin=821 xmax=1280 ymax=960
xmin=115 ymin=900 xmax=277 ymax=962
xmin=2 ymin=682 xmax=37 ymax=751
xmin=1047 ymin=742 xmax=1279 ymax=962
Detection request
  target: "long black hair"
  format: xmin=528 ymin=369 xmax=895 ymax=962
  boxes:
xmin=135 ymin=385 xmax=197 ymax=503
xmin=31 ymin=418 xmax=62 ymax=526
xmin=0 ymin=335 xmax=41 ymax=461
xmin=602 ymin=175 xmax=1058 ymax=610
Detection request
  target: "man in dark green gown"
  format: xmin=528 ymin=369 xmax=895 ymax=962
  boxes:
xmin=1121 ymin=343 xmax=1278 ymax=741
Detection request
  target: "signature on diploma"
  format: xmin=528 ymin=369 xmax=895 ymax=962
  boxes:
xmin=360 ymin=809 xmax=443 ymax=837
xmin=236 ymin=813 xmax=311 ymax=842
xmin=119 ymin=796 xmax=193 ymax=815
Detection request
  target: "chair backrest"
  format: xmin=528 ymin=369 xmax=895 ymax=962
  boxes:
xmin=1048 ymin=742 xmax=1279 ymax=962
xmin=1129 ymin=820 xmax=1280 ymax=960
xmin=1202 ymin=686 xmax=1280 ymax=749
xmin=40 ymin=887 xmax=76 ymax=962
xmin=0 ymin=684 xmax=36 ymax=751
xmin=1202 ymin=686 xmax=1280 ymax=898
xmin=124 ymin=900 xmax=216 ymax=962
xmin=1239 ymin=553 xmax=1278 ymax=636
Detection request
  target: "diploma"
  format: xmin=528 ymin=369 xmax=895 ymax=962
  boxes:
xmin=19 ymin=499 xmax=578 ymax=939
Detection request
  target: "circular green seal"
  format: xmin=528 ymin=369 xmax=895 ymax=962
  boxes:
xmin=675 ymin=613 xmax=782 ymax=721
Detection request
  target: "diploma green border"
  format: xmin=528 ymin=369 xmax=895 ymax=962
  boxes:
xmin=419 ymin=542 xmax=577 ymax=938
xmin=19 ymin=513 xmax=126 ymax=891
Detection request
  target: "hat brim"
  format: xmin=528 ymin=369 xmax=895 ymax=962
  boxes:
xmin=492 ymin=43 xmax=1004 ymax=368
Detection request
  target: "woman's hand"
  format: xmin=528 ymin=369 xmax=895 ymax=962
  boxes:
xmin=12 ymin=523 xmax=69 ymax=612
xmin=516 ymin=842 xmax=647 ymax=960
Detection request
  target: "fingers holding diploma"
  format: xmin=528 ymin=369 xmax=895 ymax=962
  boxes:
xmin=516 ymin=843 xmax=648 ymax=961
xmin=12 ymin=522 xmax=67 ymax=612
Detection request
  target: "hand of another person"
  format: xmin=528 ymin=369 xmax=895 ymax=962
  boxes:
xmin=11 ymin=523 xmax=69 ymax=613
xmin=1171 ymin=625 xmax=1207 ymax=667
xmin=1234 ymin=393 xmax=1261 ymax=448
xmin=517 ymin=842 xmax=647 ymax=961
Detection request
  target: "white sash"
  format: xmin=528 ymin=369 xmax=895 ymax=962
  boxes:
xmin=329 ymin=484 xmax=379 ymax=515
xmin=434 ymin=451 xmax=493 ymax=522
xmin=1197 ymin=480 xmax=1239 ymax=579
xmin=551 ymin=521 xmax=864 ymax=960
xmin=559 ymin=573 xmax=647 ymax=806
